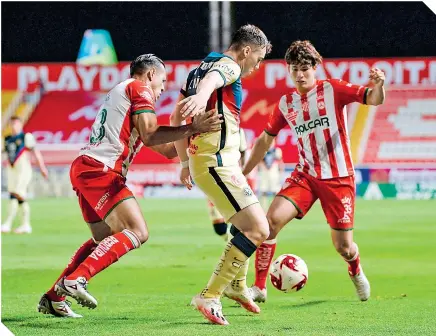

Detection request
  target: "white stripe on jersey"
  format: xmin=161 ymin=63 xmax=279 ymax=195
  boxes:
xmin=323 ymin=81 xmax=349 ymax=177
xmin=307 ymin=87 xmax=333 ymax=179
xmin=292 ymin=93 xmax=318 ymax=177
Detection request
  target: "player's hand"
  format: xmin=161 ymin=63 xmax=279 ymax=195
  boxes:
xmin=41 ymin=167 xmax=49 ymax=179
xmin=178 ymin=94 xmax=208 ymax=119
xmin=369 ymin=68 xmax=385 ymax=86
xmin=192 ymin=109 xmax=222 ymax=133
xmin=180 ymin=167 xmax=193 ymax=190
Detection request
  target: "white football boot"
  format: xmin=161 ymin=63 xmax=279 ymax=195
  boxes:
xmin=191 ymin=294 xmax=229 ymax=325
xmin=1 ymin=223 xmax=12 ymax=233
xmin=55 ymin=276 xmax=98 ymax=309
xmin=224 ymin=285 xmax=260 ymax=314
xmin=37 ymin=294 xmax=82 ymax=318
xmin=250 ymin=285 xmax=267 ymax=303
xmin=350 ymin=266 xmax=371 ymax=301
xmin=13 ymin=224 xmax=32 ymax=234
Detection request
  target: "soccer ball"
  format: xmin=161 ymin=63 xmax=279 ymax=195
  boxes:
xmin=269 ymin=254 xmax=308 ymax=293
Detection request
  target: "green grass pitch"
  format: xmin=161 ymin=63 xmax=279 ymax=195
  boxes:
xmin=2 ymin=198 xmax=436 ymax=335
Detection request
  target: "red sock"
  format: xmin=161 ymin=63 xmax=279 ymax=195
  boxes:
xmin=46 ymin=238 xmax=97 ymax=301
xmin=254 ymin=239 xmax=277 ymax=289
xmin=345 ymin=244 xmax=361 ymax=276
xmin=66 ymin=230 xmax=141 ymax=281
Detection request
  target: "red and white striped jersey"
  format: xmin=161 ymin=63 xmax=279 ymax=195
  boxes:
xmin=265 ymin=79 xmax=369 ymax=179
xmin=80 ymin=78 xmax=155 ymax=176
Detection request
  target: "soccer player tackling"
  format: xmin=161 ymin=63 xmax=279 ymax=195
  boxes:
xmin=2 ymin=116 xmax=48 ymax=234
xmin=37 ymin=54 xmax=221 ymax=318
xmin=171 ymin=24 xmax=271 ymax=325
xmin=243 ymin=41 xmax=385 ymax=303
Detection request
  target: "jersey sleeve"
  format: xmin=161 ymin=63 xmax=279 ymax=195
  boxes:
xmin=264 ymin=96 xmax=288 ymax=136
xmin=239 ymin=128 xmax=248 ymax=153
xmin=126 ymin=80 xmax=156 ymax=115
xmin=208 ymin=58 xmax=241 ymax=87
xmin=24 ymin=133 xmax=36 ymax=149
xmin=329 ymin=79 xmax=369 ymax=105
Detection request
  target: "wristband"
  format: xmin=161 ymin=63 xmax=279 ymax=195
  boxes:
xmin=181 ymin=160 xmax=189 ymax=168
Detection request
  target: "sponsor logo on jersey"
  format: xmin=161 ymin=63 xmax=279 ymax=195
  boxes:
xmin=294 ymin=117 xmax=330 ymax=136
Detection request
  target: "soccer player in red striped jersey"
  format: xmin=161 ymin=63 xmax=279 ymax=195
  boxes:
xmin=243 ymin=40 xmax=385 ymax=303
xmin=37 ymin=54 xmax=222 ymax=318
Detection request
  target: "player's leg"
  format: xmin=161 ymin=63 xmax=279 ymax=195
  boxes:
xmin=38 ymin=195 xmax=104 ymax=318
xmin=191 ymin=167 xmax=267 ymax=324
xmin=207 ymin=199 xmax=228 ymax=240
xmin=251 ymin=172 xmax=317 ymax=302
xmin=1 ymin=194 xmax=19 ymax=232
xmin=318 ymin=176 xmax=370 ymax=301
xmin=59 ymin=197 xmax=145 ymax=308
xmin=11 ymin=169 xmax=33 ymax=233
xmin=2 ymin=166 xmax=20 ymax=232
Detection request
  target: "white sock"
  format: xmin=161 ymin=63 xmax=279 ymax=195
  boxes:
xmin=3 ymin=198 xmax=19 ymax=228
xmin=20 ymin=202 xmax=31 ymax=227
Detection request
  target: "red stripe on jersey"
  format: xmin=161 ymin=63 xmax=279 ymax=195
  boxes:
xmin=301 ymin=95 xmax=321 ymax=177
xmin=323 ymin=128 xmax=339 ymax=177
xmin=297 ymin=138 xmax=310 ymax=174
xmin=317 ymin=83 xmax=339 ymax=178
xmin=114 ymin=112 xmax=132 ymax=173
xmin=333 ymin=93 xmax=354 ymax=175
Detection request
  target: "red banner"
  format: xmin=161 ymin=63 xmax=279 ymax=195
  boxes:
xmin=3 ymin=58 xmax=436 ymax=92
xmin=3 ymin=58 xmax=436 ymax=165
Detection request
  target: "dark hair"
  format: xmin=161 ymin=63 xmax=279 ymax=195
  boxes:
xmin=285 ymin=40 xmax=323 ymax=67
xmin=10 ymin=116 xmax=22 ymax=122
xmin=130 ymin=54 xmax=165 ymax=77
xmin=230 ymin=24 xmax=272 ymax=54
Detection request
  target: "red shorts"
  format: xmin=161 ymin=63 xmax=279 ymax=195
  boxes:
xmin=70 ymin=155 xmax=134 ymax=223
xmin=277 ymin=170 xmax=355 ymax=230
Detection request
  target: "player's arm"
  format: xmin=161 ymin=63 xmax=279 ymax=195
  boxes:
xmin=179 ymin=60 xmax=241 ymax=118
xmin=170 ymin=91 xmax=193 ymax=190
xmin=179 ymin=71 xmax=224 ymax=118
xmin=25 ymin=133 xmax=48 ymax=179
xmin=365 ymin=68 xmax=385 ymax=106
xmin=243 ymin=97 xmax=288 ymax=176
xmin=239 ymin=128 xmax=248 ymax=167
xmin=32 ymin=148 xmax=49 ymax=179
xmin=149 ymin=144 xmax=178 ymax=159
xmin=133 ymin=111 xmax=221 ymax=147
xmin=243 ymin=132 xmax=274 ymax=176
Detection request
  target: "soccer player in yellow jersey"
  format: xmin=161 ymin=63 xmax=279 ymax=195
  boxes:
xmin=2 ymin=116 xmax=48 ymax=234
xmin=170 ymin=24 xmax=271 ymax=325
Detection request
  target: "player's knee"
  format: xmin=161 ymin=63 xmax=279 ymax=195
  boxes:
xmin=333 ymin=239 xmax=353 ymax=257
xmin=266 ymin=213 xmax=282 ymax=239
xmin=256 ymin=223 xmax=270 ymax=243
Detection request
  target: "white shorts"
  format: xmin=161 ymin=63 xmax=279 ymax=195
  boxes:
xmin=192 ymin=165 xmax=259 ymax=222
xmin=7 ymin=165 xmax=32 ymax=199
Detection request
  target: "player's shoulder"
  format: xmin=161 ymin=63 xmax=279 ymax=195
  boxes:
xmin=125 ymin=79 xmax=155 ymax=101
xmin=24 ymin=132 xmax=36 ymax=148
xmin=208 ymin=52 xmax=241 ymax=77
xmin=323 ymin=78 xmax=350 ymax=88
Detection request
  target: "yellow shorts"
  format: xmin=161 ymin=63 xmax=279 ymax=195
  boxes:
xmin=192 ymin=166 xmax=259 ymax=222
xmin=7 ymin=165 xmax=32 ymax=199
